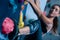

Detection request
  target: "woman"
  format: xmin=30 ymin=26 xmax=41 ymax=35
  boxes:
xmin=26 ymin=0 xmax=60 ymax=36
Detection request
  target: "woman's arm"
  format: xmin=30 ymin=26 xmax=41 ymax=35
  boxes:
xmin=27 ymin=0 xmax=52 ymax=24
xmin=35 ymin=0 xmax=40 ymax=9
xmin=19 ymin=20 xmax=40 ymax=35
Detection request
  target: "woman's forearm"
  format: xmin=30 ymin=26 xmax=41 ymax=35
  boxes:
xmin=29 ymin=1 xmax=52 ymax=24
xmin=29 ymin=1 xmax=43 ymax=17
xmin=35 ymin=0 xmax=40 ymax=9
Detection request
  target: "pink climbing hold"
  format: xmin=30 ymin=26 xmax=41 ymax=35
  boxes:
xmin=2 ymin=17 xmax=14 ymax=34
xmin=43 ymin=11 xmax=46 ymax=16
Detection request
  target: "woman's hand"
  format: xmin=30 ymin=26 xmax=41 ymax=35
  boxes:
xmin=26 ymin=0 xmax=34 ymax=3
xmin=18 ymin=26 xmax=30 ymax=35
